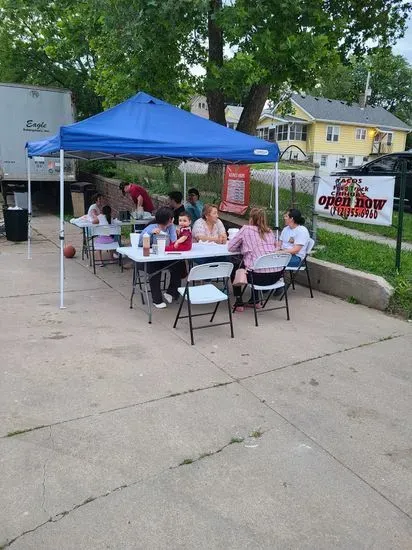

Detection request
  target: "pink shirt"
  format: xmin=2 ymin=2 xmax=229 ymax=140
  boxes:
xmin=227 ymin=225 xmax=278 ymax=271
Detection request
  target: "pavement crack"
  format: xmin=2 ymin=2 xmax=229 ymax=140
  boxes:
xmin=239 ymin=382 xmax=412 ymax=522
xmin=237 ymin=333 xmax=406 ymax=382
xmin=2 ymin=428 xmax=264 ymax=548
xmin=1 ymin=381 xmax=235 ymax=440
xmin=41 ymin=427 xmax=53 ymax=515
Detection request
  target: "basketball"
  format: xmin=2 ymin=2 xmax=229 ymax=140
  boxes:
xmin=64 ymin=244 xmax=76 ymax=258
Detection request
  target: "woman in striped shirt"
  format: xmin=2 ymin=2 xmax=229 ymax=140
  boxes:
xmin=227 ymin=208 xmax=282 ymax=312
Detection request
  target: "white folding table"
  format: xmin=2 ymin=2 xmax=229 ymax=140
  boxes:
xmin=117 ymin=243 xmax=237 ymax=323
xmin=70 ymin=217 xmax=154 ymax=263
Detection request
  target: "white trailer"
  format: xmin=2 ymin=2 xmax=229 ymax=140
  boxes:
xmin=0 ymin=82 xmax=76 ymax=203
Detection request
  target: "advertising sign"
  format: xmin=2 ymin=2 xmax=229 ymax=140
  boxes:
xmin=219 ymin=165 xmax=251 ymax=215
xmin=314 ymin=175 xmax=395 ymax=226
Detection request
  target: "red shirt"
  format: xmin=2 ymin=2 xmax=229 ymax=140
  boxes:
xmin=165 ymin=227 xmax=192 ymax=251
xmin=128 ymin=184 xmax=154 ymax=212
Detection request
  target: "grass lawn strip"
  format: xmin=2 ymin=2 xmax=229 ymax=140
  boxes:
xmin=322 ymin=212 xmax=412 ymax=243
xmin=314 ymin=229 xmax=412 ymax=319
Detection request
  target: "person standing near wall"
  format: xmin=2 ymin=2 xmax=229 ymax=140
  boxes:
xmin=120 ymin=181 xmax=154 ymax=213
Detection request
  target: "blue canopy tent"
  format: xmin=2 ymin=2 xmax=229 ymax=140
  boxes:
xmin=26 ymin=92 xmax=280 ymax=307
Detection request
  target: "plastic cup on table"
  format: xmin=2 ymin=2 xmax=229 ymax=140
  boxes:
xmin=130 ymin=233 xmax=140 ymax=249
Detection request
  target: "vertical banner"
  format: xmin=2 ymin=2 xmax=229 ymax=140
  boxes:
xmin=219 ymin=165 xmax=250 ymax=215
xmin=315 ymin=175 xmax=395 ymax=226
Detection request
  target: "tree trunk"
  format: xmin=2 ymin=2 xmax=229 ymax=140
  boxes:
xmin=236 ymin=84 xmax=271 ymax=135
xmin=206 ymin=0 xmax=226 ymax=127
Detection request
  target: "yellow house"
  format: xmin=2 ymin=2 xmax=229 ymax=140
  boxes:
xmin=257 ymin=94 xmax=411 ymax=171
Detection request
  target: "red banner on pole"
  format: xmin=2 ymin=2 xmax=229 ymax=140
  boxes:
xmin=219 ymin=165 xmax=250 ymax=215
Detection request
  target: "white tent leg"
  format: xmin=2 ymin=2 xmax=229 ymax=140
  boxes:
xmin=183 ymin=161 xmax=187 ymax=202
xmin=274 ymin=162 xmax=279 ymax=240
xmin=26 ymin=151 xmax=32 ymax=260
xmin=59 ymin=149 xmax=66 ymax=309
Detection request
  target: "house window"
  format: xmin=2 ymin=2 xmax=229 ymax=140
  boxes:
xmin=263 ymin=128 xmax=269 ymax=140
xmin=355 ymin=128 xmax=366 ymax=140
xmin=289 ymin=124 xmax=307 ymax=141
xmin=387 ymin=132 xmax=393 ymax=145
xmin=269 ymin=128 xmax=276 ymax=141
xmin=326 ymin=125 xmax=340 ymax=142
xmin=277 ymin=124 xmax=288 ymax=141
xmin=348 ymin=156 xmax=355 ymax=167
xmin=320 ymin=155 xmax=328 ymax=167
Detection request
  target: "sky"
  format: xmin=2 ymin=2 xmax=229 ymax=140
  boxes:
xmin=393 ymin=18 xmax=412 ymax=63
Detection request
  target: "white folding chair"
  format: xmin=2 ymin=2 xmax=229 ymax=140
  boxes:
xmin=285 ymin=237 xmax=315 ymax=298
xmin=246 ymin=253 xmax=291 ymax=327
xmin=90 ymin=225 xmax=122 ymax=274
xmin=173 ymin=262 xmax=234 ymax=345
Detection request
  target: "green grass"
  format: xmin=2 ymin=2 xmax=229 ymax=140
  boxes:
xmin=314 ymin=229 xmax=412 ymax=319
xmin=323 ymin=211 xmax=412 ymax=243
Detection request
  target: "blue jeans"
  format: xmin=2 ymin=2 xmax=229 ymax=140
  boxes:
xmin=288 ymin=255 xmax=302 ymax=268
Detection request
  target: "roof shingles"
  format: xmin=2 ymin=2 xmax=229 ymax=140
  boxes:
xmin=291 ymin=94 xmax=410 ymax=130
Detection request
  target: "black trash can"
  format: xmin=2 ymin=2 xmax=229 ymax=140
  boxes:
xmin=3 ymin=207 xmax=28 ymax=242
xmin=70 ymin=182 xmax=97 ymax=217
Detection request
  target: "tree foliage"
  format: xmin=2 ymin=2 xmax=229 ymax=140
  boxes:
xmin=0 ymin=0 xmax=102 ymax=118
xmin=0 ymin=0 xmax=411 ymax=133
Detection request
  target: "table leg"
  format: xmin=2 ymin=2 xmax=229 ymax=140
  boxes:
xmin=130 ymin=262 xmax=136 ymax=309
xmin=144 ymin=263 xmax=152 ymax=324
xmin=81 ymin=228 xmax=86 ymax=260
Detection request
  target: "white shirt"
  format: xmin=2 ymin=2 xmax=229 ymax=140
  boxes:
xmin=280 ymin=225 xmax=310 ymax=259
xmin=87 ymin=203 xmax=100 ymax=219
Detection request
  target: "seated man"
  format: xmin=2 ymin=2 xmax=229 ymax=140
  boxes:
xmin=168 ymin=191 xmax=185 ymax=225
xmin=185 ymin=187 xmax=203 ymax=224
xmin=138 ymin=207 xmax=182 ymax=309
xmin=120 ymin=181 xmax=154 ymax=213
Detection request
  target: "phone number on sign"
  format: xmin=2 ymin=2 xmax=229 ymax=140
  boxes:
xmin=331 ymin=207 xmax=379 ymax=219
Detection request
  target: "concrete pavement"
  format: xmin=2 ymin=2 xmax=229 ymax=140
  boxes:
xmin=0 ymin=214 xmax=411 ymax=549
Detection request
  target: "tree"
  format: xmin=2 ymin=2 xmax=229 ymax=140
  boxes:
xmin=215 ymin=0 xmax=411 ymax=134
xmin=0 ymin=0 xmax=103 ymax=118
xmin=307 ymin=51 xmax=412 ymax=125
xmin=91 ymin=0 xmax=412 ymax=133
xmin=0 ymin=0 xmax=410 ymax=134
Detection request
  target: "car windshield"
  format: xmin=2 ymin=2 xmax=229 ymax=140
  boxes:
xmin=367 ymin=157 xmax=397 ymax=172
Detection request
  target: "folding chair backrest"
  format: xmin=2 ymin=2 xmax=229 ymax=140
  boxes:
xmin=91 ymin=224 xmax=122 ymax=237
xmin=252 ymin=253 xmax=291 ymax=271
xmin=306 ymin=238 xmax=315 ymax=255
xmin=188 ymin=262 xmax=234 ymax=282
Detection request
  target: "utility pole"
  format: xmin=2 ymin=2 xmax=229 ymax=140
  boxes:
xmin=364 ymin=70 xmax=372 ymax=107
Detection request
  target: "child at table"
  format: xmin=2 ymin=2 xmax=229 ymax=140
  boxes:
xmin=166 ymin=211 xmax=192 ymax=251
xmin=95 ymin=205 xmax=117 ymax=266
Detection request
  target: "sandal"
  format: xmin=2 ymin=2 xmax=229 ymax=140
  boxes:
xmin=234 ymin=305 xmax=244 ymax=313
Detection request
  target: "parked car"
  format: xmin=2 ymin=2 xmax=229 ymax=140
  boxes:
xmin=331 ymin=152 xmax=412 ymax=211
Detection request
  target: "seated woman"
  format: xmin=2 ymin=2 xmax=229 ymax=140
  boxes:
xmin=277 ymin=209 xmax=310 ymax=267
xmin=227 ymin=208 xmax=282 ymax=312
xmin=192 ymin=204 xmax=227 ymax=243
xmin=192 ymin=203 xmax=227 ymax=265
